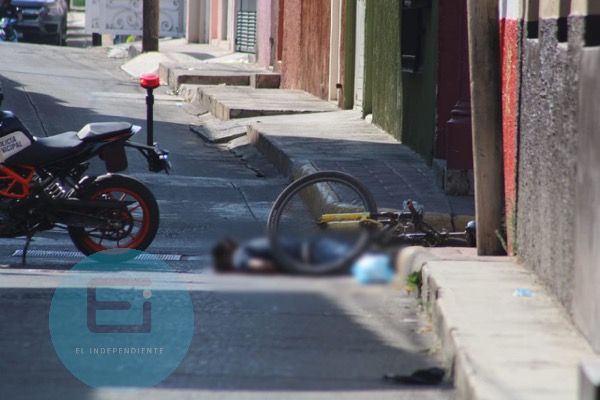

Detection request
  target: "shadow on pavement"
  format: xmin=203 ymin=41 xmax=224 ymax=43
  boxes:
xmin=0 ymin=70 xmax=277 ymax=264
xmin=0 ymin=71 xmax=451 ymax=398
xmin=0 ymin=286 xmax=452 ymax=398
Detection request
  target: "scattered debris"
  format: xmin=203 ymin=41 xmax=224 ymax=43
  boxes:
xmin=383 ymin=367 xmax=446 ymax=385
xmin=513 ymin=288 xmax=535 ymax=297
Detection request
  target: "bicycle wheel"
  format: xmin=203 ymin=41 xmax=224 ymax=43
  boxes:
xmin=267 ymin=171 xmax=378 ymax=274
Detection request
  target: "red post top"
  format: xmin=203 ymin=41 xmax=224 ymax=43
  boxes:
xmin=139 ymin=73 xmax=160 ymax=89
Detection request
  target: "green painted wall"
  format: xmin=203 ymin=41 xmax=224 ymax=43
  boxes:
xmin=364 ymin=0 xmax=402 ymax=139
xmin=364 ymin=0 xmax=439 ymax=164
xmin=401 ymin=3 xmax=439 ymax=164
xmin=343 ymin=0 xmax=356 ymax=110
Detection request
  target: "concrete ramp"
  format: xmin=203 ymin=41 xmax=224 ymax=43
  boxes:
xmin=159 ymin=62 xmax=280 ymax=89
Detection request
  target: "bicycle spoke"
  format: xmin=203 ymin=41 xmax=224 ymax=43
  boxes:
xmin=268 ymin=171 xmax=377 ymax=274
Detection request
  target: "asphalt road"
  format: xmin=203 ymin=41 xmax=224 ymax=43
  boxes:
xmin=0 ymin=40 xmax=282 ymax=266
xmin=0 ymin=41 xmax=454 ymax=399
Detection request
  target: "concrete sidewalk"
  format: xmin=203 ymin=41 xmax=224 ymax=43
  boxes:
xmin=111 ymin=41 xmax=600 ymax=400
xmin=396 ymin=247 xmax=595 ymax=400
xmin=244 ymin=111 xmax=474 ymax=230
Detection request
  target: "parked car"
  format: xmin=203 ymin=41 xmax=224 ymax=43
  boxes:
xmin=12 ymin=0 xmax=67 ymax=45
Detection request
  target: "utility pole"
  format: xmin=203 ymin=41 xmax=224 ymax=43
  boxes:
xmin=142 ymin=0 xmax=160 ymax=52
xmin=466 ymin=0 xmax=505 ymax=255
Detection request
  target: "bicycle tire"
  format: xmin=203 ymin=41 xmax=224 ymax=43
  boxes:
xmin=267 ymin=171 xmax=378 ymax=274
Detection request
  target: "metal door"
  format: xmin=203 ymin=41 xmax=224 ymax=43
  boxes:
xmin=235 ymin=0 xmax=257 ymax=53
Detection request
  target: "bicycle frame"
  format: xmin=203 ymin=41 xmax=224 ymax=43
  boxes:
xmin=318 ymin=206 xmax=472 ymax=247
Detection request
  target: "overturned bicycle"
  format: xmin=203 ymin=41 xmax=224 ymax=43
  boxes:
xmin=267 ymin=171 xmax=476 ymax=275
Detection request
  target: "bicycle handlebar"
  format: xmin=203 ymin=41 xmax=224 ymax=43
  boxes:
xmin=406 ymin=200 xmax=420 ymax=218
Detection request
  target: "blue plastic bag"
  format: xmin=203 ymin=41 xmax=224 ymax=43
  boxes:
xmin=352 ymin=254 xmax=394 ymax=284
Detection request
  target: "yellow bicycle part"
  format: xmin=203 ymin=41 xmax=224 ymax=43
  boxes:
xmin=318 ymin=212 xmax=384 ymax=229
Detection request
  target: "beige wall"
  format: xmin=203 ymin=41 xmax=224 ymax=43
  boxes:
xmin=540 ymin=0 xmax=559 ymax=18
xmin=186 ymin=0 xmax=209 ymax=43
xmin=571 ymin=0 xmax=600 ymax=15
xmin=539 ymin=0 xmax=571 ymax=18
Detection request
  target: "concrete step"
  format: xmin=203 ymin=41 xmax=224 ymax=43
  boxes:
xmin=190 ymin=113 xmax=259 ymax=144
xmin=185 ymin=86 xmax=339 ymax=121
xmin=158 ymin=62 xmax=280 ymax=90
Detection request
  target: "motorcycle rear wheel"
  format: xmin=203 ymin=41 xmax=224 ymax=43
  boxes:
xmin=68 ymin=174 xmax=159 ymax=255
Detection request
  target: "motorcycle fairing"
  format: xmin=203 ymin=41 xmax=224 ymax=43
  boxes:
xmin=5 ymin=131 xmax=86 ymax=166
xmin=3 ymin=121 xmax=135 ymax=168
xmin=0 ymin=130 xmax=32 ymax=163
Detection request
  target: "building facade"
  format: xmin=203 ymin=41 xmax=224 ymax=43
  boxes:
xmin=498 ymin=0 xmax=600 ymax=352
xmin=182 ymin=0 xmax=600 ymax=354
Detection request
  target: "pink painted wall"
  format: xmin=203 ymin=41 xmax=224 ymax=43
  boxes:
xmin=280 ymin=0 xmax=331 ymax=99
xmin=210 ymin=0 xmax=219 ymax=40
xmin=499 ymin=0 xmax=520 ymax=252
xmin=257 ymin=0 xmax=274 ymax=68
xmin=217 ymin=0 xmax=226 ymax=40
xmin=280 ymin=0 xmax=302 ymax=86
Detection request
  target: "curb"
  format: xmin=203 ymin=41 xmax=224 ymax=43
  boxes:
xmin=248 ymin=124 xmax=474 ymax=232
xmin=393 ymin=245 xmax=440 ymax=292
xmin=395 ymin=246 xmax=508 ymax=400
xmin=395 ymin=246 xmax=595 ymax=400
xmin=247 ymin=124 xmax=303 ymax=177
xmin=397 ymin=246 xmax=504 ymax=399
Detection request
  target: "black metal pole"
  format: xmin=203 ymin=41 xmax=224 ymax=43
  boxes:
xmin=146 ymin=88 xmax=154 ymax=146
xmin=92 ymin=33 xmax=102 ymax=46
xmin=142 ymin=0 xmax=160 ymax=52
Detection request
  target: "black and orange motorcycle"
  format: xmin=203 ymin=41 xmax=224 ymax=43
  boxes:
xmin=0 ymin=89 xmax=169 ymax=258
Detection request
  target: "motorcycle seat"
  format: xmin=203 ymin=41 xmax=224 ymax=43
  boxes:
xmin=77 ymin=122 xmax=132 ymax=142
xmin=5 ymin=131 xmax=86 ymax=166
